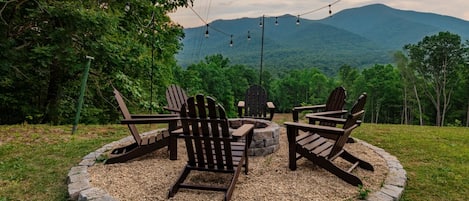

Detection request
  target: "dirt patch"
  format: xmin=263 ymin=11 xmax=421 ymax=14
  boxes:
xmin=89 ymin=127 xmax=387 ymax=201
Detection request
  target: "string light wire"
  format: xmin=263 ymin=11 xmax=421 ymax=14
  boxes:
xmin=185 ymin=0 xmax=342 ymax=46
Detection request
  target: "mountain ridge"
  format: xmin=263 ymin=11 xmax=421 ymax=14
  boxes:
xmin=176 ymin=3 xmax=469 ymax=75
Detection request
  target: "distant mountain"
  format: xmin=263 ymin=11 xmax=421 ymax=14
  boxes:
xmin=176 ymin=4 xmax=469 ymax=76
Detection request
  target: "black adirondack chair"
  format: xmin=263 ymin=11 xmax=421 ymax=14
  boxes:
xmin=237 ymin=85 xmax=275 ymax=121
xmin=292 ymin=86 xmax=347 ymax=124
xmin=105 ymin=88 xmax=178 ymax=164
xmin=284 ymin=109 xmax=373 ymax=186
xmin=168 ymin=95 xmax=254 ymax=201
xmin=164 ymin=84 xmax=188 ymax=114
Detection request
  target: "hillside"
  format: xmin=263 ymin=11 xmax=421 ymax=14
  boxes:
xmin=176 ymin=3 xmax=469 ymax=76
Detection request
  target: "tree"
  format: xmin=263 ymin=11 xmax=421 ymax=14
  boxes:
xmin=0 ymin=0 xmax=192 ymax=124
xmin=337 ymin=64 xmax=360 ymax=107
xmin=356 ymin=64 xmax=402 ymax=124
xmin=405 ymin=32 xmax=466 ymax=126
xmin=394 ymin=51 xmax=424 ymax=125
xmin=271 ymin=68 xmax=332 ymax=112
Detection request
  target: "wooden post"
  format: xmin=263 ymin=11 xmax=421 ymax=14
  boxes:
xmin=72 ymin=56 xmax=94 ymax=134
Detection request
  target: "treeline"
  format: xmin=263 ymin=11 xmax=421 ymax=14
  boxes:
xmin=1 ymin=1 xmax=468 ymax=126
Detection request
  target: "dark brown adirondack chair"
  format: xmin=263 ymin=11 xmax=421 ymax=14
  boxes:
xmin=292 ymin=86 xmax=347 ymax=124
xmin=168 ymin=94 xmax=254 ymax=201
xmin=237 ymin=85 xmax=275 ymax=121
xmin=284 ymin=109 xmax=373 ymax=186
xmin=306 ymin=93 xmax=367 ymax=142
xmin=105 ymin=88 xmax=179 ymax=164
xmin=164 ymin=84 xmax=188 ymax=114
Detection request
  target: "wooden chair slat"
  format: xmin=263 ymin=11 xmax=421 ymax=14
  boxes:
xmin=169 ymin=94 xmax=254 ymax=201
xmin=105 ymin=87 xmax=175 ymax=164
xmin=237 ymin=85 xmax=275 ymax=121
xmin=285 ymin=95 xmax=374 ymax=186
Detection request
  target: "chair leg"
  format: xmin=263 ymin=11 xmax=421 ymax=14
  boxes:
xmin=286 ymin=126 xmax=298 ymax=170
xmin=169 ymin=134 xmax=178 ymax=160
xmin=340 ymin=150 xmax=374 ymax=171
xmin=168 ymin=166 xmax=191 ymax=198
xmin=316 ymin=157 xmax=363 ymax=186
xmin=225 ymin=164 xmax=244 ymax=201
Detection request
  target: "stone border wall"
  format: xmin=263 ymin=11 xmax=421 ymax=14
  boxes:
xmin=359 ymin=139 xmax=407 ymax=201
xmin=67 ymin=133 xmax=407 ymax=201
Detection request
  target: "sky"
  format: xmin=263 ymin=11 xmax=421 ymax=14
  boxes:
xmin=168 ymin=0 xmax=469 ymax=28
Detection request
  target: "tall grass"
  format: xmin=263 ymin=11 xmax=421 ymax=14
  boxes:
xmin=0 ymin=121 xmax=468 ymax=200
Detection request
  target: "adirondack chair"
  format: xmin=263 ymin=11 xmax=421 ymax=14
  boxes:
xmin=284 ymin=109 xmax=373 ymax=186
xmin=306 ymin=93 xmax=367 ymax=142
xmin=168 ymin=94 xmax=254 ymax=201
xmin=292 ymin=86 xmax=347 ymax=124
xmin=105 ymin=88 xmax=179 ymax=164
xmin=164 ymin=84 xmax=188 ymax=114
xmin=237 ymin=85 xmax=275 ymax=121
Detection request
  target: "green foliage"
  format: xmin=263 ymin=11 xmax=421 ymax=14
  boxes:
xmin=357 ymin=184 xmax=371 ymax=200
xmin=405 ymin=32 xmax=467 ymax=126
xmin=0 ymin=0 xmax=192 ymax=124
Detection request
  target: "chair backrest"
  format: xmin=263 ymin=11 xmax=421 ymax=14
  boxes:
xmin=350 ymin=93 xmax=367 ymax=114
xmin=179 ymin=94 xmax=234 ymax=170
xmin=319 ymin=87 xmax=347 ymax=126
xmin=329 ymin=110 xmax=365 ymax=157
xmin=325 ymin=86 xmax=347 ymax=111
xmin=244 ymin=85 xmax=268 ymax=118
xmin=165 ymin=84 xmax=188 ymax=114
xmin=113 ymin=88 xmax=142 ymax=145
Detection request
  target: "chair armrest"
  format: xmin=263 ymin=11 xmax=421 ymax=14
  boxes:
xmin=267 ymin=102 xmax=275 ymax=109
xmin=292 ymin=104 xmax=326 ymax=122
xmin=237 ymin=101 xmax=245 ymax=118
xmin=131 ymin=114 xmax=178 ymax=118
xmin=284 ymin=121 xmax=344 ymax=136
xmin=306 ymin=113 xmax=348 ymax=125
xmin=310 ymin=110 xmax=348 ymax=117
xmin=121 ymin=117 xmax=179 ymax=124
xmin=292 ymin=104 xmax=326 ymax=111
xmin=163 ymin=106 xmax=180 ymax=113
xmin=232 ymin=124 xmax=254 ymax=138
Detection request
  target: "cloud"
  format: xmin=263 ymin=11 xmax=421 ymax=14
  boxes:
xmin=170 ymin=0 xmax=469 ymax=28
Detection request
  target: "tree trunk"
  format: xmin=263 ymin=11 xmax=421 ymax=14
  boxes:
xmin=402 ymin=87 xmax=408 ymax=124
xmin=43 ymin=60 xmax=63 ymax=125
xmin=466 ymin=100 xmax=469 ymax=127
xmin=413 ymin=85 xmax=424 ymax=125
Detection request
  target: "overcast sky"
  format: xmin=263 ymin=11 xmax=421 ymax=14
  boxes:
xmin=169 ymin=0 xmax=469 ymax=28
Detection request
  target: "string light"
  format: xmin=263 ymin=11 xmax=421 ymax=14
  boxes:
xmin=124 ymin=2 xmax=130 ymax=12
xmin=185 ymin=0 xmax=341 ymax=45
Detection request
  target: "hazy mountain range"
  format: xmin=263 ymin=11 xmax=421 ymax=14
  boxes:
xmin=176 ymin=3 xmax=469 ymax=76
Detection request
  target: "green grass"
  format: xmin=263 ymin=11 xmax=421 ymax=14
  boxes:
xmin=0 ymin=119 xmax=468 ymax=200
xmin=353 ymin=124 xmax=469 ymax=201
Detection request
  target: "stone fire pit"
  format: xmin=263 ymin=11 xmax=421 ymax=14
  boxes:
xmin=229 ymin=118 xmax=280 ymax=156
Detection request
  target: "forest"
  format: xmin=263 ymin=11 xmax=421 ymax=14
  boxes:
xmin=1 ymin=1 xmax=468 ymax=126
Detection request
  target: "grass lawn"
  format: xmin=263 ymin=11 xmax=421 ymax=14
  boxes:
xmin=1 ymin=115 xmax=468 ymax=200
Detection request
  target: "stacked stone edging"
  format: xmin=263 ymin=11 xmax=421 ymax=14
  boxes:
xmin=67 ymin=131 xmax=406 ymax=201
xmin=229 ymin=118 xmax=281 ymax=156
xmin=358 ymin=139 xmax=407 ymax=201
xmin=67 ymin=130 xmax=163 ymax=201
